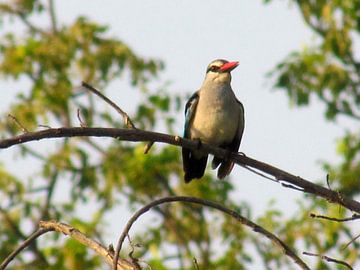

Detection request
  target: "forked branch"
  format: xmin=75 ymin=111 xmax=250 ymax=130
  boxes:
xmin=113 ymin=196 xmax=310 ymax=270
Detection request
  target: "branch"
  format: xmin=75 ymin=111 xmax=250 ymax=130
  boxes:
xmin=48 ymin=0 xmax=57 ymax=33
xmin=310 ymin=213 xmax=360 ymax=222
xmin=113 ymin=196 xmax=310 ymax=270
xmin=81 ymin=82 xmax=136 ymax=129
xmin=1 ymin=220 xmax=137 ymax=270
xmin=0 ymin=228 xmax=51 ymax=270
xmin=1 ymin=127 xmax=360 ymax=213
xmin=0 ymin=207 xmax=48 ymax=265
xmin=303 ymin=252 xmax=353 ymax=270
xmin=37 ymin=221 xmax=137 ymax=270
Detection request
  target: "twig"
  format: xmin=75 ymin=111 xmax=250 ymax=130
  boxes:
xmin=113 ymin=196 xmax=310 ymax=270
xmin=81 ymin=82 xmax=155 ymax=153
xmin=240 ymin=164 xmax=278 ymax=183
xmin=0 ymin=207 xmax=48 ymax=265
xmin=81 ymin=82 xmax=136 ymax=129
xmin=0 ymin=228 xmax=51 ymax=270
xmin=310 ymin=213 xmax=360 ymax=222
xmin=8 ymin=114 xmax=28 ymax=133
xmin=77 ymin=108 xmax=87 ymax=127
xmin=302 ymin=251 xmax=353 ymax=270
xmin=1 ymin=127 xmax=360 ymax=213
xmin=38 ymin=220 xmax=137 ymax=270
xmin=193 ymin=257 xmax=200 ymax=270
xmin=342 ymin=233 xmax=360 ymax=250
xmin=48 ymin=0 xmax=57 ymax=33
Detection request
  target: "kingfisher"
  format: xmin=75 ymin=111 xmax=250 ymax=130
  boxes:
xmin=182 ymin=59 xmax=245 ymax=183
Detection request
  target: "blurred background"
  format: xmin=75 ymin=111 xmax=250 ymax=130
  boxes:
xmin=0 ymin=0 xmax=359 ymax=269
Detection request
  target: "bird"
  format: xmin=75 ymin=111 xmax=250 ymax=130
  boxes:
xmin=182 ymin=59 xmax=245 ymax=183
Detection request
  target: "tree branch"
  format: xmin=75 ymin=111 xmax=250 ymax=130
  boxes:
xmin=113 ymin=196 xmax=310 ymax=270
xmin=37 ymin=221 xmax=137 ymax=270
xmin=0 ymin=220 xmax=137 ymax=270
xmin=81 ymin=82 xmax=136 ymax=129
xmin=303 ymin=252 xmax=353 ymax=270
xmin=0 ymin=228 xmax=51 ymax=270
xmin=1 ymin=127 xmax=360 ymax=213
xmin=310 ymin=213 xmax=360 ymax=222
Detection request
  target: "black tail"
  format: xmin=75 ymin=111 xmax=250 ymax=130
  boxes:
xmin=182 ymin=148 xmax=208 ymax=183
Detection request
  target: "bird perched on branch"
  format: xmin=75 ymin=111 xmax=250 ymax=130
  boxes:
xmin=182 ymin=59 xmax=245 ymax=183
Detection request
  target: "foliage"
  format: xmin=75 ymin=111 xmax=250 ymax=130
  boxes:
xmin=0 ymin=0 xmax=359 ymax=269
xmin=268 ymin=0 xmax=360 ymax=196
xmin=0 ymin=1 xmax=243 ymax=269
xmin=267 ymin=0 xmax=360 ymax=268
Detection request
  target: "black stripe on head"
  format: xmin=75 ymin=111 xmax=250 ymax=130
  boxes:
xmin=206 ymin=59 xmax=228 ymax=73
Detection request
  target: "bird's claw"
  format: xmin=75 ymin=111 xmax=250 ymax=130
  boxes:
xmin=195 ymin=138 xmax=202 ymax=150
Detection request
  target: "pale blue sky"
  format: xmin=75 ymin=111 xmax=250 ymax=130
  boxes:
xmin=0 ymin=0 xmax=353 ymax=265
xmin=52 ymin=0 xmax=346 ymax=211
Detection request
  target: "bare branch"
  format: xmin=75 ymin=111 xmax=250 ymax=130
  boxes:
xmin=1 ymin=127 xmax=360 ymax=214
xmin=48 ymin=0 xmax=57 ymax=33
xmin=0 ymin=221 xmax=137 ymax=270
xmin=0 ymin=228 xmax=51 ymax=270
xmin=8 ymin=114 xmax=29 ymax=133
xmin=81 ymin=82 xmax=154 ymax=153
xmin=303 ymin=252 xmax=353 ymax=270
xmin=0 ymin=207 xmax=48 ymax=265
xmin=193 ymin=257 xmax=200 ymax=270
xmin=81 ymin=82 xmax=136 ymax=129
xmin=77 ymin=108 xmax=87 ymax=127
xmin=310 ymin=213 xmax=360 ymax=222
xmin=342 ymin=233 xmax=360 ymax=250
xmin=38 ymin=221 xmax=137 ymax=270
xmin=113 ymin=196 xmax=310 ymax=270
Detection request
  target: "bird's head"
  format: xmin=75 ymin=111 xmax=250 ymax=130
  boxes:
xmin=205 ymin=59 xmax=239 ymax=84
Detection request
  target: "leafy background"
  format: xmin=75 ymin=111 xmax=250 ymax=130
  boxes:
xmin=0 ymin=0 xmax=359 ymax=269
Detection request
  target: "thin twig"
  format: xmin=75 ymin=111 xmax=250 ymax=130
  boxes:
xmin=48 ymin=0 xmax=57 ymax=33
xmin=77 ymin=108 xmax=87 ymax=127
xmin=342 ymin=233 xmax=360 ymax=250
xmin=81 ymin=82 xmax=155 ymax=152
xmin=310 ymin=213 xmax=360 ymax=222
xmin=281 ymin=182 xmax=305 ymax=192
xmin=81 ymin=82 xmax=136 ymax=129
xmin=303 ymin=251 xmax=353 ymax=270
xmin=16 ymin=12 xmax=47 ymax=34
xmin=193 ymin=257 xmax=200 ymax=270
xmin=240 ymin=164 xmax=278 ymax=183
xmin=113 ymin=196 xmax=310 ymax=270
xmin=0 ymin=207 xmax=48 ymax=265
xmin=1 ymin=127 xmax=360 ymax=213
xmin=0 ymin=228 xmax=51 ymax=270
xmin=8 ymin=114 xmax=28 ymax=133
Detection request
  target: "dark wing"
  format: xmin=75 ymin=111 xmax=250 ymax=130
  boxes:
xmin=182 ymin=91 xmax=208 ymax=183
xmin=215 ymin=100 xmax=245 ymax=179
xmin=184 ymin=91 xmax=199 ymax=138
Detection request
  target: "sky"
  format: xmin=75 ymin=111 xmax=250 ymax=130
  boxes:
xmin=0 ymin=0 xmax=354 ymax=265
xmin=50 ymin=0 xmax=347 ymax=211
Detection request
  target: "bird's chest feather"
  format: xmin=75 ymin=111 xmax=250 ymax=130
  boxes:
xmin=190 ymin=88 xmax=239 ymax=145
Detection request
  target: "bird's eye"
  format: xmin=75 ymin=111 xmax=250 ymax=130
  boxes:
xmin=208 ymin=65 xmax=219 ymax=72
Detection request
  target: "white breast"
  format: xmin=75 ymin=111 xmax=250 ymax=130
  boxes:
xmin=190 ymin=83 xmax=240 ymax=146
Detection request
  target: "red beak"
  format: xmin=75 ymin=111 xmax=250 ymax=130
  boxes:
xmin=219 ymin=61 xmax=239 ymax=72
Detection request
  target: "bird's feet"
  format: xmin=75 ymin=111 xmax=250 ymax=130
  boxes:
xmin=195 ymin=138 xmax=202 ymax=150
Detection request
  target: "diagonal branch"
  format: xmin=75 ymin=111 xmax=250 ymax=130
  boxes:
xmin=81 ymin=82 xmax=136 ymax=129
xmin=39 ymin=221 xmax=137 ymax=270
xmin=0 ymin=228 xmax=51 ymax=270
xmin=113 ymin=196 xmax=310 ymax=270
xmin=303 ymin=252 xmax=353 ymax=270
xmin=1 ymin=127 xmax=359 ymax=213
xmin=0 ymin=221 xmax=138 ymax=270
